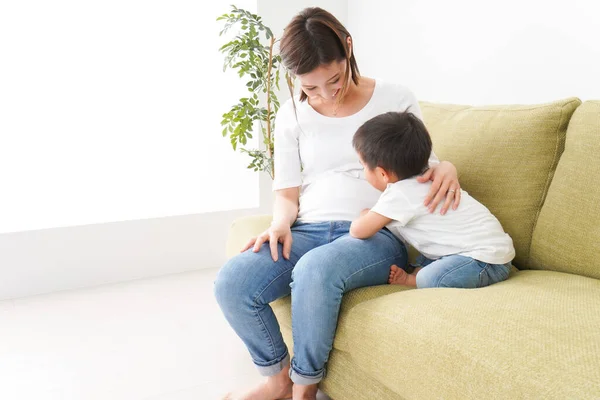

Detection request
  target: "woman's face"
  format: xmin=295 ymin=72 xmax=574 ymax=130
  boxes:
xmin=297 ymin=60 xmax=347 ymax=104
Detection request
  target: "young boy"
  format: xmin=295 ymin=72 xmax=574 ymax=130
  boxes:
xmin=350 ymin=111 xmax=515 ymax=289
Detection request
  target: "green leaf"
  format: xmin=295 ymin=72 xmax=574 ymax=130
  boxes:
xmin=216 ymin=7 xmax=280 ymax=176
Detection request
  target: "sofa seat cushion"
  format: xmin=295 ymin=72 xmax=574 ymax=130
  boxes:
xmin=273 ymin=270 xmax=600 ymax=399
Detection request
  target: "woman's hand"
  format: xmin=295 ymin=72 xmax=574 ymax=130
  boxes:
xmin=416 ymin=161 xmax=461 ymax=215
xmin=240 ymin=220 xmax=293 ymax=262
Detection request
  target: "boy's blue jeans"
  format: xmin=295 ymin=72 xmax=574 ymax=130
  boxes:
xmin=214 ymin=220 xmax=407 ymax=385
xmin=413 ymin=254 xmax=512 ymax=288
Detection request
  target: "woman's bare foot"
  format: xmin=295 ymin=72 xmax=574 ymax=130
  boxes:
xmin=388 ymin=265 xmax=418 ymax=287
xmin=223 ymin=365 xmax=293 ymax=400
xmin=292 ymin=383 xmax=318 ymax=400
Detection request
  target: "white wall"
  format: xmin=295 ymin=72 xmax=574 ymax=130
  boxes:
xmin=0 ymin=0 xmax=346 ymax=301
xmin=0 ymin=209 xmax=255 ymax=300
xmin=348 ymin=0 xmax=600 ymax=105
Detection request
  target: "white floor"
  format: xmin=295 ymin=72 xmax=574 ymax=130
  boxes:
xmin=0 ymin=268 xmax=330 ymax=400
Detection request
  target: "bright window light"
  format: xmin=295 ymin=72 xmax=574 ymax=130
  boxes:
xmin=0 ymin=0 xmax=259 ymax=234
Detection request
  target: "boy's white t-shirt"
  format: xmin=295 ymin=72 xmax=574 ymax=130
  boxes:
xmin=371 ymin=179 xmax=515 ymax=264
xmin=272 ymin=79 xmax=439 ymax=222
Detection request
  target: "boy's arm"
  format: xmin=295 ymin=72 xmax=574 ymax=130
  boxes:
xmin=350 ymin=209 xmax=393 ymax=239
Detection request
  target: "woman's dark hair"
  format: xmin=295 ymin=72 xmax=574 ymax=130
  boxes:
xmin=279 ymin=7 xmax=360 ymax=102
xmin=353 ymin=112 xmax=433 ymax=180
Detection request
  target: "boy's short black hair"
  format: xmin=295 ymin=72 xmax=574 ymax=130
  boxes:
xmin=353 ymin=111 xmax=432 ymax=180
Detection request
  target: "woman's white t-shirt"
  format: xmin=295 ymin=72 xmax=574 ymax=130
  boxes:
xmin=272 ymin=79 xmax=439 ymax=222
xmin=371 ymin=179 xmax=516 ymax=264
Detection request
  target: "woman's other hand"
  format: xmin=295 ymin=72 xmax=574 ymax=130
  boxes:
xmin=240 ymin=220 xmax=293 ymax=262
xmin=416 ymin=161 xmax=461 ymax=215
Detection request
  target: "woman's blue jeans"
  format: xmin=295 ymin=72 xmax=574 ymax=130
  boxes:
xmin=214 ymin=220 xmax=407 ymax=385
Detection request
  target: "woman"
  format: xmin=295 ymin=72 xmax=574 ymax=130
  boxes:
xmin=214 ymin=7 xmax=461 ymax=400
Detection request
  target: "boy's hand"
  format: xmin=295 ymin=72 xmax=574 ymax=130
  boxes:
xmin=360 ymin=208 xmax=371 ymax=217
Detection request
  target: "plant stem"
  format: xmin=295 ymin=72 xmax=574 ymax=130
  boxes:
xmin=266 ymin=36 xmax=275 ymax=158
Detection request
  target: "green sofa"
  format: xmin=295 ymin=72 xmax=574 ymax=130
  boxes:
xmin=224 ymin=98 xmax=600 ymax=399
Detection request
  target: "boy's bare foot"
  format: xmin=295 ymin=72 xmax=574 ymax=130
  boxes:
xmin=388 ymin=265 xmax=418 ymax=287
xmin=292 ymin=383 xmax=318 ymax=400
xmin=223 ymin=365 xmax=293 ymax=400
xmin=388 ymin=264 xmax=408 ymax=285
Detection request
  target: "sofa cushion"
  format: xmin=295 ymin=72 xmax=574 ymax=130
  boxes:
xmin=529 ymin=101 xmax=600 ymax=279
xmin=326 ymin=270 xmax=600 ymax=399
xmin=420 ymin=98 xmax=581 ymax=269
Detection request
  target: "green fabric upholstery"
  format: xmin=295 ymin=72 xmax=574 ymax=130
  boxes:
xmin=529 ymin=101 xmax=600 ymax=279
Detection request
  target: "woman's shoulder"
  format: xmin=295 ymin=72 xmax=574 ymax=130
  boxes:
xmin=274 ymin=96 xmax=311 ymax=136
xmin=276 ymin=97 xmax=299 ymax=122
xmin=370 ymin=78 xmax=420 ymax=114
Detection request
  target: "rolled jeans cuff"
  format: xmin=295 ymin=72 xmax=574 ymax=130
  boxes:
xmin=289 ymin=362 xmax=325 ymax=385
xmin=255 ymin=352 xmax=290 ymax=377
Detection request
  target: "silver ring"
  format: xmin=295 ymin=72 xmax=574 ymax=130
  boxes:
xmin=448 ymin=189 xmax=456 ymax=193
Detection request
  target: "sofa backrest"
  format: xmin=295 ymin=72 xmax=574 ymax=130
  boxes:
xmin=420 ymin=98 xmax=581 ymax=269
xmin=528 ymin=101 xmax=600 ymax=279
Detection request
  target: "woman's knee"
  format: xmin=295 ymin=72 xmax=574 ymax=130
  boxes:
xmin=292 ymin=258 xmax=325 ymax=288
xmin=214 ymin=258 xmax=237 ymax=308
xmin=214 ymin=252 xmax=256 ymax=308
xmin=291 ymin=251 xmax=344 ymax=293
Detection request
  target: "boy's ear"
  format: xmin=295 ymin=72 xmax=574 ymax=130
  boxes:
xmin=375 ymin=166 xmax=389 ymax=182
xmin=377 ymin=166 xmax=399 ymax=183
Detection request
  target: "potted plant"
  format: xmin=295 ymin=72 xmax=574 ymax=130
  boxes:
xmin=217 ymin=5 xmax=290 ymax=179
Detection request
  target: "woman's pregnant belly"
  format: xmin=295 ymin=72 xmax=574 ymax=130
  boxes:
xmin=298 ymin=171 xmax=381 ymax=222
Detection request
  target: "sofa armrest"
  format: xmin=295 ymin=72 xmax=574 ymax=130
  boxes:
xmin=225 ymin=215 xmax=273 ymax=259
